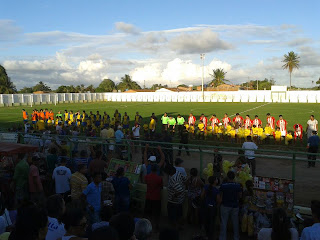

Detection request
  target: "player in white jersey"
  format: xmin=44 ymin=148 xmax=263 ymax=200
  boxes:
xmin=306 ymin=115 xmax=318 ymax=138
xmin=276 ymin=115 xmax=287 ymax=137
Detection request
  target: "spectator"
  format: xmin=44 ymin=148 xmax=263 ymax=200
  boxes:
xmin=213 ymin=148 xmax=223 ymax=178
xmin=258 ymin=208 xmax=298 ymax=240
xmin=88 ymin=151 xmax=107 ymax=176
xmin=177 ymin=126 xmax=190 ymax=156
xmin=111 ymin=167 xmax=132 ymax=213
xmin=89 ymin=226 xmax=119 ymax=240
xmin=187 ymin=168 xmax=204 ymax=225
xmin=167 ymin=165 xmax=186 ymax=229
xmin=115 ymin=126 xmax=124 ymax=144
xmin=46 ymin=148 xmax=58 ymax=175
xmin=132 ymin=123 xmax=141 ymax=153
xmin=82 ymin=172 xmax=102 ymax=224
xmin=134 ymin=218 xmax=152 ymax=240
xmin=75 ymin=150 xmax=89 ymax=169
xmin=58 ymin=149 xmax=74 ymax=173
xmin=242 ymin=136 xmax=258 ymax=176
xmin=61 ymin=208 xmax=88 ymax=240
xmin=91 ymin=206 xmax=113 ymax=232
xmin=52 ymin=157 xmax=71 ymax=196
xmin=301 ymin=200 xmax=320 ymax=240
xmin=29 ymin=156 xmax=45 ymax=206
xmin=144 ymin=164 xmax=163 ymax=229
xmin=13 ymin=154 xmax=30 ymax=205
xmin=158 ymin=228 xmax=179 ymax=240
xmin=201 ymin=176 xmax=220 ymax=240
xmin=45 ymin=194 xmax=66 ymax=240
xmin=9 ymin=203 xmax=48 ymax=240
xmin=109 ymin=213 xmax=135 ymax=240
xmin=219 ymin=171 xmax=242 ymax=240
xmin=307 ymin=131 xmax=319 ymax=168
xmin=141 ymin=144 xmax=165 ymax=180
xmin=174 ymin=158 xmax=187 ymax=177
xmin=70 ymin=164 xmax=88 ymax=200
xmin=101 ymin=173 xmax=115 ymax=203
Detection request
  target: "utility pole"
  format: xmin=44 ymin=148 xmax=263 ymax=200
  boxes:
xmin=200 ymin=53 xmax=205 ymax=101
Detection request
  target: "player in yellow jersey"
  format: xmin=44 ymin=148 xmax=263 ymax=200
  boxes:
xmin=244 ymin=126 xmax=251 ymax=138
xmin=95 ymin=111 xmax=102 ymax=128
xmin=114 ymin=109 xmax=121 ymax=122
xmin=252 ymin=125 xmax=258 ymax=142
xmin=64 ymin=110 xmax=69 ymax=125
xmin=285 ymin=131 xmax=293 ymax=145
xmin=122 ymin=112 xmax=130 ymax=134
xmin=264 ymin=123 xmax=273 ymax=144
xmin=197 ymin=120 xmax=205 ymax=140
xmin=69 ymin=111 xmax=75 ymax=125
xmin=37 ymin=118 xmax=45 ymax=131
xmin=237 ymin=126 xmax=245 ymax=143
xmin=230 ymin=126 xmax=236 ymax=143
xmin=143 ymin=121 xmax=149 ymax=135
xmin=110 ymin=118 xmax=115 ymax=127
xmin=149 ymin=116 xmax=156 ymax=138
xmin=274 ymin=127 xmax=282 ymax=144
xmin=81 ymin=111 xmax=87 ymax=131
xmin=89 ymin=111 xmax=95 ymax=124
xmin=103 ymin=112 xmax=110 ymax=128
xmin=225 ymin=122 xmax=232 ymax=141
xmin=134 ymin=112 xmax=142 ymax=124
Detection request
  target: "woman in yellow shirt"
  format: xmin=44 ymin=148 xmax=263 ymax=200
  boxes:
xmin=274 ymin=127 xmax=282 ymax=144
xmin=149 ymin=117 xmax=156 ymax=138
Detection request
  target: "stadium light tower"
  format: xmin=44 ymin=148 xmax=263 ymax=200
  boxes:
xmin=200 ymin=53 xmax=205 ymax=102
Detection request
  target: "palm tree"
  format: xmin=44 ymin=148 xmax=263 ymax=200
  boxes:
xmin=282 ymin=51 xmax=300 ymax=89
xmin=117 ymin=74 xmax=141 ymax=91
xmin=209 ymin=68 xmax=228 ymax=87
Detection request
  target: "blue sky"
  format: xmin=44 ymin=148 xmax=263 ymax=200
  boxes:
xmin=1 ymin=0 xmax=320 ymax=89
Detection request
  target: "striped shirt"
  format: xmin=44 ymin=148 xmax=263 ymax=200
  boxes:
xmin=70 ymin=172 xmax=88 ymax=199
xmin=168 ymin=171 xmax=186 ymax=204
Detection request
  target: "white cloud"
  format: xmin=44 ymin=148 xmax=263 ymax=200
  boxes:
xmin=115 ymin=22 xmax=140 ymax=35
xmin=0 ymin=19 xmax=22 ymax=41
xmin=169 ymin=29 xmax=232 ymax=54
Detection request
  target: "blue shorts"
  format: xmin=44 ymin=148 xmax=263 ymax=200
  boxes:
xmin=95 ymin=121 xmax=100 ymax=127
xmin=123 ymin=124 xmax=129 ymax=129
xmin=81 ymin=122 xmax=87 ymax=126
xmin=104 ymin=124 xmax=109 ymax=128
xmin=23 ymin=119 xmax=28 ymax=123
xmin=32 ymin=121 xmax=37 ymax=124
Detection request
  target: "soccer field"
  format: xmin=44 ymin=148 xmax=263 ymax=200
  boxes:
xmin=0 ymin=101 xmax=319 ymax=132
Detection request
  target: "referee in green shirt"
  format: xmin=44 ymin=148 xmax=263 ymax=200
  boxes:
xmin=168 ymin=116 xmax=177 ymax=136
xmin=161 ymin=112 xmax=169 ymax=132
xmin=176 ymin=114 xmax=185 ymax=135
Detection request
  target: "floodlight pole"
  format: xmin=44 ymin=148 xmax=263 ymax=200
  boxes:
xmin=200 ymin=53 xmax=205 ymax=102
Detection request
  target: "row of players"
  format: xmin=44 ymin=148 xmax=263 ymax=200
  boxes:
xmin=22 ymin=109 xmax=318 ymax=139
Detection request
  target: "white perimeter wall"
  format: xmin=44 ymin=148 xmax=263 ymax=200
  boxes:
xmin=0 ymin=90 xmax=320 ymax=106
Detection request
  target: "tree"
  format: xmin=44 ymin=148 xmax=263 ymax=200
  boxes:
xmin=84 ymin=84 xmax=95 ymax=93
xmin=55 ymin=85 xmax=77 ymax=93
xmin=240 ymin=78 xmax=276 ymax=90
xmin=282 ymin=51 xmax=300 ymax=89
xmin=116 ymin=74 xmax=141 ymax=91
xmin=209 ymin=68 xmax=228 ymax=87
xmin=19 ymin=87 xmax=33 ymax=93
xmin=0 ymin=65 xmax=17 ymax=93
xmin=32 ymin=81 xmax=51 ymax=92
xmin=316 ymin=77 xmax=320 ymax=89
xmin=150 ymin=84 xmax=168 ymax=90
xmin=96 ymin=79 xmax=116 ymax=92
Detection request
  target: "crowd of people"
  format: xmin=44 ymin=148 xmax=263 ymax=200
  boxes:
xmin=0 ymin=108 xmax=317 ymax=239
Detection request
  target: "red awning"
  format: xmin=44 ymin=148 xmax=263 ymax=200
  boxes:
xmin=0 ymin=142 xmax=38 ymax=155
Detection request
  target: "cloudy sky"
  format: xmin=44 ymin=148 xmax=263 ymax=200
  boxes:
xmin=1 ymin=0 xmax=320 ymax=90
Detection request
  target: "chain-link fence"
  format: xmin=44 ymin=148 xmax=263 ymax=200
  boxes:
xmin=8 ymin=132 xmax=319 ymax=207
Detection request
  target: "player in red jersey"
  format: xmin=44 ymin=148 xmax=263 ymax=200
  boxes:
xmin=232 ymin=113 xmax=243 ymax=126
xmin=276 ymin=115 xmax=287 ymax=137
xmin=200 ymin=113 xmax=208 ymax=128
xmin=266 ymin=113 xmax=275 ymax=130
xmin=252 ymin=115 xmax=262 ymax=127
xmin=209 ymin=114 xmax=220 ymax=127
xmin=188 ymin=113 xmax=196 ymax=126
xmin=244 ymin=115 xmax=252 ymax=129
xmin=293 ymin=123 xmax=303 ymax=144
xmin=221 ymin=113 xmax=231 ymax=128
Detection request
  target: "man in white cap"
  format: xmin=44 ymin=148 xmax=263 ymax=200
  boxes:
xmin=141 ymin=144 xmax=165 ymax=182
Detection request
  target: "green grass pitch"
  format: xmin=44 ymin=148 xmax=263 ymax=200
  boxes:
xmin=0 ymin=102 xmax=319 ymax=132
